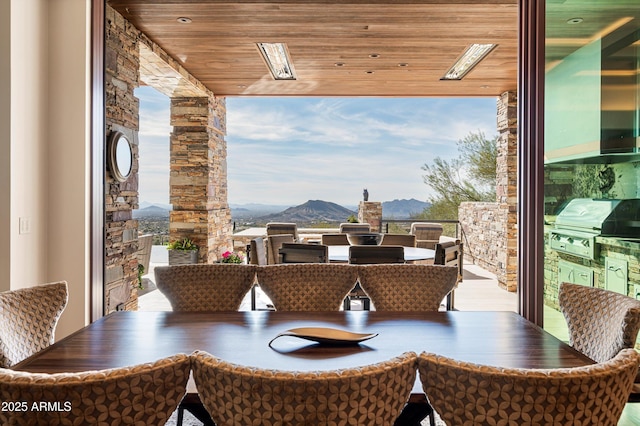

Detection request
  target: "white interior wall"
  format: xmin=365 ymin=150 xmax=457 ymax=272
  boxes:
xmin=0 ymin=0 xmax=11 ymax=291
xmin=46 ymin=0 xmax=92 ymax=337
xmin=3 ymin=0 xmax=91 ymax=338
xmin=8 ymin=0 xmax=49 ymax=290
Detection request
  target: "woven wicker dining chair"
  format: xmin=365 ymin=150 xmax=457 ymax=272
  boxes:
xmin=192 ymin=350 xmax=417 ymax=426
xmin=0 ymin=281 xmax=68 ymax=368
xmin=255 ymin=264 xmax=358 ymax=311
xmin=0 ymin=354 xmax=191 ymax=425
xmin=559 ymin=281 xmax=640 ymax=403
xmin=357 ymin=264 xmax=458 ymax=311
xmin=559 ymin=282 xmax=640 ymax=364
xmin=418 ymin=349 xmax=639 ymax=426
xmin=154 ymin=264 xmax=257 ymax=312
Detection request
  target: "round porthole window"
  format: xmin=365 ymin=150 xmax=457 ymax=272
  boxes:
xmin=108 ymin=131 xmax=133 ymax=182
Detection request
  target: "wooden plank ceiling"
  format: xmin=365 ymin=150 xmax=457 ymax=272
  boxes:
xmin=108 ymin=0 xmax=518 ymax=97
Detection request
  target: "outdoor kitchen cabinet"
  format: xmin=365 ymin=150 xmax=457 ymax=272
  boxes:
xmin=558 ymin=259 xmax=593 ymax=287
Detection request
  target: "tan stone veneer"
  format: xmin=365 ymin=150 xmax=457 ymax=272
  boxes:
xmin=458 ymin=91 xmax=518 ymax=291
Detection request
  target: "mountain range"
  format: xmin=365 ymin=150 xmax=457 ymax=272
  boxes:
xmin=135 ymin=198 xmax=429 ymax=222
xmin=382 ymin=198 xmax=430 ymax=218
xmin=256 ymin=200 xmax=356 ymax=223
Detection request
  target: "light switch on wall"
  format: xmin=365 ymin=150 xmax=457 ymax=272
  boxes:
xmin=19 ymin=217 xmax=31 ymax=234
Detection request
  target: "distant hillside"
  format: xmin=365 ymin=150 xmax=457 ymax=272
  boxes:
xmin=230 ymin=203 xmax=292 ymax=219
xmin=257 ymin=200 xmax=355 ymax=224
xmin=133 ymin=205 xmax=170 ymax=219
xmin=382 ymin=199 xmax=430 ymax=218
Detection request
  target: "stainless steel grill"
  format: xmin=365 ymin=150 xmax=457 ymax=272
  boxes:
xmin=549 ymin=198 xmax=640 ymax=259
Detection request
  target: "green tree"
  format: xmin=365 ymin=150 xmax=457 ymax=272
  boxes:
xmin=418 ymin=131 xmax=497 ymax=220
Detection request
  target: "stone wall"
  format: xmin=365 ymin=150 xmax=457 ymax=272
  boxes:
xmin=104 ymin=6 xmax=141 ymax=313
xmin=459 ymin=202 xmax=512 ymax=289
xmin=170 ymin=96 xmax=233 ymax=263
xmin=458 ymin=91 xmax=518 ymax=291
xmin=358 ymin=201 xmax=382 ymax=232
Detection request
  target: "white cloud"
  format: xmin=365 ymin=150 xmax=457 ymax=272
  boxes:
xmin=137 ymin=94 xmax=498 ymax=206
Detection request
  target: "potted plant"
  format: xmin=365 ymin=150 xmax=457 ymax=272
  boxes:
xmin=167 ymin=237 xmax=199 ymax=265
xmin=220 ymin=250 xmax=245 ymax=264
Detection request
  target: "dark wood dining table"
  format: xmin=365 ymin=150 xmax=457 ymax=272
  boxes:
xmin=14 ymin=310 xmax=592 ymax=399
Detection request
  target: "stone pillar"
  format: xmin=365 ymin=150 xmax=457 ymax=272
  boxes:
xmin=496 ymin=91 xmax=518 ymax=291
xmin=358 ymin=202 xmax=383 ymax=232
xmin=104 ymin=6 xmax=140 ymax=313
xmin=170 ymin=96 xmax=233 ymax=263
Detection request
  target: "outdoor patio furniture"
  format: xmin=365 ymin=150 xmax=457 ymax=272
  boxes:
xmin=357 ymin=264 xmax=458 ymax=311
xmin=418 ymin=349 xmax=639 ymax=426
xmin=266 ymin=222 xmax=299 ymax=241
xmin=339 ymin=222 xmax=371 ymax=233
xmin=136 ymin=234 xmax=153 ymax=274
xmin=0 ymin=281 xmax=68 ymax=368
xmin=346 ymin=245 xmax=405 ymax=310
xmin=410 ymin=222 xmax=443 ymax=249
xmin=434 ymin=240 xmax=463 ymax=310
xmin=381 ymin=233 xmax=416 ymax=247
xmin=0 ymin=354 xmax=191 ymax=425
xmin=266 ymin=234 xmax=295 ymax=264
xmin=192 ymin=350 xmax=417 ymax=426
xmin=278 ymin=242 xmax=328 ymax=263
xmin=255 ymin=264 xmax=358 ymax=311
xmin=249 ymin=237 xmax=267 ymax=265
xmin=248 ymin=237 xmax=268 ymax=311
xmin=321 ymin=233 xmax=350 ymax=246
xmin=154 ymin=264 xmax=257 ymax=312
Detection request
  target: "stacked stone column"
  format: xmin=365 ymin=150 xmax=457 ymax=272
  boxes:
xmin=496 ymin=91 xmax=518 ymax=291
xmin=358 ymin=202 xmax=383 ymax=232
xmin=170 ymin=96 xmax=232 ymax=263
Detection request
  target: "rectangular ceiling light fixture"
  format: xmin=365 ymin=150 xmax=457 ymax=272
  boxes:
xmin=257 ymin=42 xmax=297 ymax=80
xmin=441 ymin=43 xmax=497 ymax=80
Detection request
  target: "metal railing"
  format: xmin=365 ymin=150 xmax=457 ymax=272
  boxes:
xmin=381 ymin=219 xmax=461 ymax=240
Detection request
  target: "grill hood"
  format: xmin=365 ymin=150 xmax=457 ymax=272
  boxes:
xmin=555 ymin=198 xmax=640 ymax=236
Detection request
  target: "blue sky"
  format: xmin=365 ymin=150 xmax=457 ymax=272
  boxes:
xmin=136 ymin=86 xmax=497 ymax=207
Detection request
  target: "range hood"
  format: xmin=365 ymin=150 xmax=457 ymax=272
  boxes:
xmin=544 ymin=22 xmax=640 ymax=165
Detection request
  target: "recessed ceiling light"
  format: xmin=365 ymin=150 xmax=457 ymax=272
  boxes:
xmin=335 ymin=62 xmax=346 ymax=67
xmin=567 ymin=17 xmax=583 ymax=24
xmin=398 ymin=63 xmax=409 ymax=67
xmin=176 ymin=17 xmax=192 ymax=24
xmin=441 ymin=43 xmax=497 ymax=80
xmin=256 ymin=42 xmax=297 ymax=80
xmin=365 ymin=70 xmax=375 ymax=74
xmin=369 ymin=53 xmax=380 ymax=58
